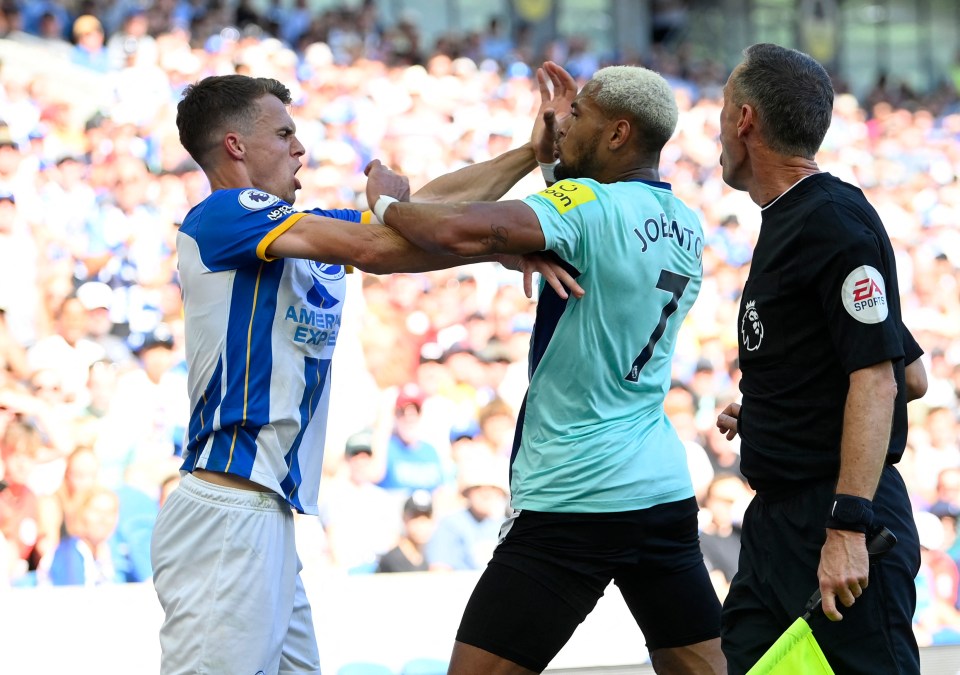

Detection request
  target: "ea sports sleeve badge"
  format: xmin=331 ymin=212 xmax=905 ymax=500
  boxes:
xmin=841 ymin=265 xmax=888 ymax=324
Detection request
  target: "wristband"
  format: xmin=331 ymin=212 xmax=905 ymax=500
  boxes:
xmin=825 ymin=493 xmax=874 ymax=534
xmin=373 ymin=195 xmax=398 ymax=224
xmin=539 ymin=160 xmax=558 ymax=184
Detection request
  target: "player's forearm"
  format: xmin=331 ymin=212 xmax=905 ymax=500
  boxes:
xmin=835 ymin=361 xmax=896 ymax=499
xmin=383 ymin=201 xmax=541 ymax=258
xmin=354 ymin=222 xmax=497 ymax=274
xmin=412 ymin=143 xmax=537 ymax=204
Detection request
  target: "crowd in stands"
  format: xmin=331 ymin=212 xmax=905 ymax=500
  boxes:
xmin=0 ymin=0 xmax=958 ymax=648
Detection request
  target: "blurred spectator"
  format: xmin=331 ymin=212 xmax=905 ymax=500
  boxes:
xmin=698 ymin=473 xmax=752 ymax=600
xmin=158 ymin=473 xmax=180 ymax=509
xmin=94 ymin=324 xmax=186 ymax=492
xmin=663 ymin=381 xmax=714 ymax=501
xmin=0 ymin=187 xmax=41 ymax=347
xmin=375 ymin=489 xmax=435 ymax=573
xmin=45 ymin=486 xmax=137 ymax=585
xmin=913 ymin=510 xmax=960 ymax=645
xmin=0 ymin=419 xmax=41 ymax=574
xmin=912 ymin=407 xmax=960 ymax=502
xmin=0 ymin=300 xmax=29 ymax=382
xmin=75 ymin=281 xmax=134 ymax=367
xmin=375 ymin=383 xmax=446 ymax=495
xmin=70 ymin=15 xmax=109 ymax=73
xmin=27 ymin=296 xmax=107 ymax=403
xmin=471 ymin=397 xmax=516 ymax=460
xmin=427 ymin=457 xmax=509 ymax=571
xmin=930 ymin=467 xmax=960 ymax=563
xmin=319 ymin=429 xmax=401 ymax=573
xmin=35 ymin=445 xmax=100 ymax=563
xmin=106 ymin=8 xmax=158 ymax=71
xmin=479 ymin=16 xmax=513 ymax=65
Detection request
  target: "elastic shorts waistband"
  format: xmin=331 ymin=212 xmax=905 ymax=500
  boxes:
xmin=178 ymin=472 xmax=289 ymax=512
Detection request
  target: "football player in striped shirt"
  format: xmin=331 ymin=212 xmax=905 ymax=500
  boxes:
xmin=151 ymin=74 xmax=581 ymax=675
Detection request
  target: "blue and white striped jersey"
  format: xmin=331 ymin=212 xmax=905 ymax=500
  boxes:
xmin=176 ymin=188 xmax=369 ymax=514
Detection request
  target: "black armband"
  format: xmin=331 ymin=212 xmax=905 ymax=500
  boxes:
xmin=825 ymin=493 xmax=874 ymax=534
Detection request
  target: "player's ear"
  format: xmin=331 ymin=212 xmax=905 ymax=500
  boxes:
xmin=224 ymin=132 xmax=244 ymax=160
xmin=607 ymin=119 xmax=631 ymax=151
xmin=737 ymin=104 xmax=755 ymax=139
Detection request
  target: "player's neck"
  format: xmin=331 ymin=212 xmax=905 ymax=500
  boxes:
xmin=615 ymin=166 xmax=661 ymax=183
xmin=749 ymin=156 xmax=821 ymax=208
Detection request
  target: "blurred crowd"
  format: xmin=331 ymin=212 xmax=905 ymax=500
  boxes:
xmin=0 ymin=0 xmax=959 ymax=649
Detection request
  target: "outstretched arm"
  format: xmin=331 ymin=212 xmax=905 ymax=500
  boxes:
xmin=409 ymin=60 xmax=578 ymax=203
xmin=412 ymin=143 xmax=537 ymax=204
xmin=368 ymin=161 xmax=545 ymax=259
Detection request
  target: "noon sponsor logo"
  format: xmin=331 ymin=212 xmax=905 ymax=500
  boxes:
xmin=841 ymin=265 xmax=888 ymax=324
xmin=238 ymin=189 xmax=280 ymax=211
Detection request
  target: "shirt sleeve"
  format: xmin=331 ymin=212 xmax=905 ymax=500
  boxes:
xmin=522 ymin=179 xmax=602 ymax=273
xmin=803 ymin=202 xmax=904 ymax=373
xmin=193 ymin=190 xmax=363 ymax=270
xmin=902 ymin=326 xmax=923 ymax=365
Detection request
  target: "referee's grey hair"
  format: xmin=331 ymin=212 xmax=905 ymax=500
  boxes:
xmin=731 ymin=43 xmax=833 ymax=158
xmin=587 ymin=65 xmax=678 ymax=152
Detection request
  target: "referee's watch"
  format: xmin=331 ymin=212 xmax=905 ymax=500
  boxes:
xmin=825 ymin=494 xmax=874 ymax=534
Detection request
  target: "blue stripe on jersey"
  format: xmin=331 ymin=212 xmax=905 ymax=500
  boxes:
xmin=214 ymin=259 xmax=283 ymax=477
xmin=182 ymin=356 xmax=224 ymax=470
xmin=510 ymin=256 xmax=581 ymax=466
xmin=279 ymin=356 xmax=331 ymax=511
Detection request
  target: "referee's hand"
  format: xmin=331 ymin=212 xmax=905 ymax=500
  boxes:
xmin=716 ymin=402 xmax=740 ymax=440
xmin=818 ymin=529 xmax=869 ymax=621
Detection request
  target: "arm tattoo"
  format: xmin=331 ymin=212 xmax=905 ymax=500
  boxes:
xmin=479 ymin=223 xmax=509 ymax=252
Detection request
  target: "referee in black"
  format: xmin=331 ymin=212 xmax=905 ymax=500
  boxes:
xmin=714 ymin=43 xmax=926 ymax=674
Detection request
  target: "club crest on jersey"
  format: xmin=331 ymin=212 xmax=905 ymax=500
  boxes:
xmin=238 ymin=189 xmax=280 ymax=211
xmin=308 ymin=262 xmax=346 ymax=282
xmin=841 ymin=265 xmax=888 ymax=324
xmin=741 ymin=300 xmax=764 ymax=351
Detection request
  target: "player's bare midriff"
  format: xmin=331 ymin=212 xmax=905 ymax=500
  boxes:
xmin=192 ymin=469 xmax=272 ymax=492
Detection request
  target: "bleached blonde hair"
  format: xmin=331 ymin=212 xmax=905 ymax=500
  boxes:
xmin=587 ymin=65 xmax=679 ymax=151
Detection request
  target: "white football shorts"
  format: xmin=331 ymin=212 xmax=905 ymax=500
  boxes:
xmin=151 ymin=473 xmax=320 ymax=675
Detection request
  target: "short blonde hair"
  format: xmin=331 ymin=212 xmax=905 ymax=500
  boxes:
xmin=587 ymin=65 xmax=679 ymax=151
xmin=73 ymin=15 xmax=103 ymax=38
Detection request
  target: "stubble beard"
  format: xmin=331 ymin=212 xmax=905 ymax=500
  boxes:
xmin=554 ymin=132 xmax=603 ymax=182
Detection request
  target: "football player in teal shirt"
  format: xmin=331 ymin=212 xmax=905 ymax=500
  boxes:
xmin=367 ymin=62 xmax=724 ymax=674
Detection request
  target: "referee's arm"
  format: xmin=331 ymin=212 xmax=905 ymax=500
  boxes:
xmin=819 ymin=360 xmax=896 ymax=621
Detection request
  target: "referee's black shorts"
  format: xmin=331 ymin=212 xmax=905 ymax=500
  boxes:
xmin=455 ymin=497 xmax=722 ymax=672
xmin=721 ymin=465 xmax=921 ymax=675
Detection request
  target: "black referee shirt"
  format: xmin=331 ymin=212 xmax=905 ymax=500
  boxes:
xmin=735 ymin=173 xmax=920 ymax=492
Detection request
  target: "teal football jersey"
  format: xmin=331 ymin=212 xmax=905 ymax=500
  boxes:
xmin=514 ymin=178 xmax=704 ymax=512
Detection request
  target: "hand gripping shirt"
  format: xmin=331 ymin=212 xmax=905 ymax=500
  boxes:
xmin=735 ymin=173 xmax=917 ymax=491
xmin=515 ymin=178 xmax=704 ymax=513
xmin=176 ymin=188 xmax=369 ymax=514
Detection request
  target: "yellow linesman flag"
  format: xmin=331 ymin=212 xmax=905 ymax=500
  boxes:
xmin=746 ymin=617 xmax=835 ymax=674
